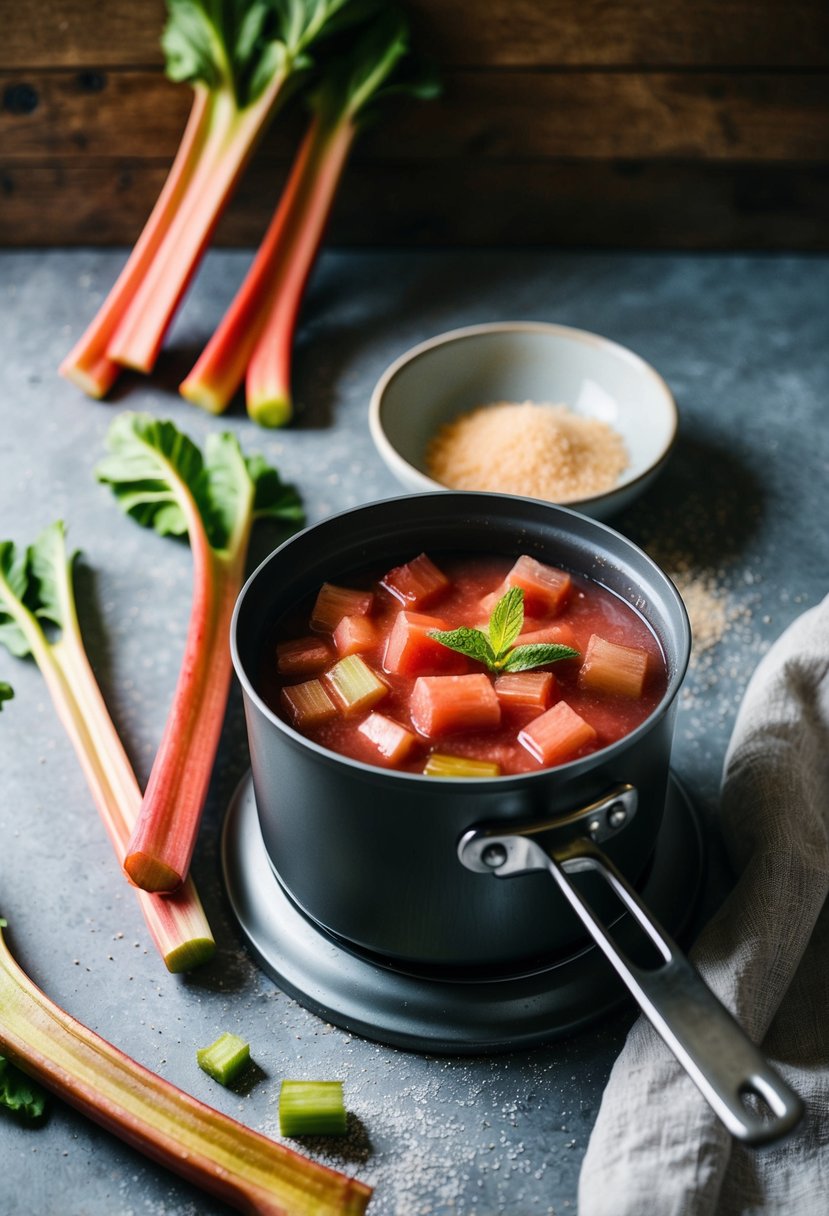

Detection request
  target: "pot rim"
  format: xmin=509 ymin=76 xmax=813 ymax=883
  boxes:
xmin=231 ymin=491 xmax=691 ymax=790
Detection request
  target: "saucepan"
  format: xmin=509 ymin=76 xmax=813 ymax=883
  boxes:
xmin=230 ymin=491 xmax=803 ymax=1146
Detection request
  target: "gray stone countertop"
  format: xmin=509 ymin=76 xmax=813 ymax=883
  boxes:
xmin=0 ymin=249 xmax=827 ymax=1215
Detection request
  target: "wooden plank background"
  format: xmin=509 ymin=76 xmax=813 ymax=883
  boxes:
xmin=2 ymin=0 xmax=828 ymax=247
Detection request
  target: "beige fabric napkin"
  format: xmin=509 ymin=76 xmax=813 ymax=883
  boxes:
xmin=578 ymin=593 xmax=829 ymax=1215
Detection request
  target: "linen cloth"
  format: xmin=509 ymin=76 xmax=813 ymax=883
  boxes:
xmin=578 ymin=593 xmax=829 ymax=1216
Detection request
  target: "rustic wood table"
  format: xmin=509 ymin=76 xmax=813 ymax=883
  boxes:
xmin=1 ymin=248 xmax=827 ymax=1215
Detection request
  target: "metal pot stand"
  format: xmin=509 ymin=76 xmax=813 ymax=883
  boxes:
xmin=221 ymin=770 xmax=705 ymax=1055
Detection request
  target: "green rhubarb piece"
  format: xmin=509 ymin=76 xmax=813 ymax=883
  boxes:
xmin=325 ymin=655 xmax=386 ymax=715
xmin=279 ymin=1081 xmax=347 ymax=1137
xmin=424 ymin=753 xmax=501 ymax=779
xmin=197 ymin=1033 xmax=251 ymax=1086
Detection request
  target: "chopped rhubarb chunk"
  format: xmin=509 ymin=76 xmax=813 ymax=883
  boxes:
xmin=383 ymin=611 xmax=467 ymax=676
xmin=505 ymin=555 xmax=572 ymax=615
xmin=276 ymin=635 xmax=333 ymax=677
xmin=424 ymin=753 xmax=501 ymax=778
xmin=478 ymin=586 xmax=505 ymax=617
xmin=333 ymin=614 xmax=378 ymax=657
xmin=516 ymin=621 xmax=578 ymax=651
xmin=579 ymin=634 xmax=650 ymax=699
xmin=518 ymin=700 xmax=597 ymax=766
xmin=311 ymin=583 xmax=374 ymax=633
xmin=410 ymin=674 xmax=501 ymax=737
xmin=494 ymin=671 xmax=554 ymax=711
xmin=381 ymin=553 xmax=450 ymax=609
xmin=358 ymin=713 xmax=418 ymax=766
xmin=325 ymin=655 xmax=388 ymax=717
xmin=281 ymin=679 xmax=338 ymax=729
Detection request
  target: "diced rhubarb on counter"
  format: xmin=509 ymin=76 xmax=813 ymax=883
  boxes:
xmin=505 ymin=555 xmax=572 ymax=615
xmin=410 ymin=674 xmax=501 ymax=737
xmin=358 ymin=713 xmax=418 ymax=766
xmin=516 ymin=621 xmax=578 ymax=652
xmin=281 ymin=679 xmax=339 ymax=729
xmin=383 ymin=611 xmax=467 ymax=676
xmin=381 ymin=553 xmax=450 ymax=609
xmin=310 ymin=583 xmax=374 ymax=633
xmin=518 ymin=700 xmax=597 ymax=766
xmin=423 ymin=753 xmax=501 ymax=778
xmin=494 ymin=671 xmax=555 ymax=712
xmin=333 ymin=613 xmax=379 ymax=657
xmin=578 ymin=634 xmax=650 ymax=699
xmin=276 ymin=635 xmax=333 ymax=677
xmin=325 ymin=655 xmax=388 ymax=717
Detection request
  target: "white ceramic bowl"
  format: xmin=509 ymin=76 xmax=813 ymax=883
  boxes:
xmin=369 ymin=321 xmax=678 ymax=520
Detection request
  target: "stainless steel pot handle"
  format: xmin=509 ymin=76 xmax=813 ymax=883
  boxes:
xmin=458 ymin=821 xmax=803 ymax=1147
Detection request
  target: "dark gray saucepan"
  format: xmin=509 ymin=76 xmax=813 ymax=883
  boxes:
xmin=231 ymin=492 xmax=803 ymax=1145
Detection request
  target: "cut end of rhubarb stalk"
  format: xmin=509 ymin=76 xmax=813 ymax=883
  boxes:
xmin=178 ymin=377 xmax=230 ymax=416
xmin=58 ymin=356 xmax=121 ymax=400
xmin=164 ymin=934 xmax=216 ymax=974
xmin=247 ymin=392 xmax=293 ymax=429
xmin=125 ymin=852 xmax=183 ymax=894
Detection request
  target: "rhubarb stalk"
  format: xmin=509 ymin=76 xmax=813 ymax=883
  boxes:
xmin=0 ymin=920 xmax=371 ymax=1214
xmin=96 ymin=413 xmax=304 ymax=892
xmin=61 ymin=1 xmax=365 ymax=391
xmin=181 ymin=8 xmax=439 ymax=425
xmin=0 ymin=524 xmax=214 ymax=972
xmin=58 ymin=86 xmax=213 ymax=398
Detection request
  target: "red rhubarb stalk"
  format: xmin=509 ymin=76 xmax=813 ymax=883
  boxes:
xmin=106 ymin=79 xmax=287 ymax=374
xmin=58 ymin=86 xmax=213 ymax=398
xmin=0 ymin=524 xmax=214 ymax=972
xmin=181 ymin=113 xmax=355 ymax=418
xmin=104 ymin=0 xmax=364 ymax=375
xmin=0 ymin=920 xmax=371 ymax=1215
xmin=181 ymin=9 xmax=440 ymax=426
xmin=61 ymin=1 xmax=364 ymax=392
xmin=244 ymin=117 xmax=356 ymax=426
xmin=96 ymin=414 xmax=304 ymax=892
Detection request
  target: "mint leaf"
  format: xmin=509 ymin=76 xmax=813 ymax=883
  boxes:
xmin=427 ymin=626 xmax=496 ymax=668
xmin=0 ymin=682 xmax=13 ymax=710
xmin=487 ymin=586 xmax=524 ymax=660
xmin=428 ymin=585 xmax=580 ymax=674
xmin=0 ymin=1054 xmax=47 ymax=1121
xmin=501 ymin=643 xmax=580 ymax=673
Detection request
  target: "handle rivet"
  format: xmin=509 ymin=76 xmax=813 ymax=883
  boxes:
xmin=481 ymin=843 xmax=508 ymax=869
xmin=609 ymin=805 xmax=627 ymax=829
xmin=588 ymin=818 xmax=602 ymax=838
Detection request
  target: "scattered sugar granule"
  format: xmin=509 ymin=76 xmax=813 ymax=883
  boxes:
xmin=426 ymin=401 xmax=628 ymax=502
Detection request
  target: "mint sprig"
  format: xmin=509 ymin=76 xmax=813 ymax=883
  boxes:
xmin=428 ymin=587 xmax=579 ymax=673
xmin=0 ymin=682 xmax=12 ymax=710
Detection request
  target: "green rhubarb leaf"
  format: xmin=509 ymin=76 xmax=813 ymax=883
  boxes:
xmin=0 ymin=541 xmax=33 ymax=659
xmin=205 ymin=435 xmax=304 ymax=551
xmin=487 ymin=586 xmax=524 ymax=660
xmin=96 ymin=413 xmax=209 ymax=541
xmin=97 ymin=413 xmax=303 ymax=557
xmin=500 ymin=643 xmax=580 ymax=673
xmin=27 ymin=522 xmax=76 ymax=634
xmin=162 ymin=0 xmax=367 ymax=107
xmin=313 ymin=5 xmax=440 ymax=128
xmin=0 ymin=1054 xmax=47 ymax=1122
xmin=426 ymin=626 xmax=496 ymax=669
xmin=0 ymin=682 xmax=13 ymax=710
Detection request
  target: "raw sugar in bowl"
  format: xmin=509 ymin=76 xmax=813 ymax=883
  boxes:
xmin=369 ymin=322 xmax=678 ymax=520
xmin=229 ymin=493 xmax=802 ymax=1145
